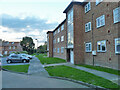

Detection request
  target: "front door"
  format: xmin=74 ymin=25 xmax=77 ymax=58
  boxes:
xmin=70 ymin=49 xmax=74 ymax=64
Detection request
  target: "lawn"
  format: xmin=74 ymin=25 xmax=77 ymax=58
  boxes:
xmin=36 ymin=54 xmax=66 ymax=64
xmin=45 ymin=65 xmax=120 ymax=89
xmin=2 ymin=65 xmax=29 ymax=73
xmin=76 ymin=64 xmax=120 ymax=76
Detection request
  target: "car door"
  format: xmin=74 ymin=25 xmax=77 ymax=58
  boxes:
xmin=11 ymin=55 xmax=17 ymax=62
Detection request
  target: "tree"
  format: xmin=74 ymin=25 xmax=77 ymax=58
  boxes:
xmin=20 ymin=36 xmax=35 ymax=54
xmin=37 ymin=41 xmax=47 ymax=53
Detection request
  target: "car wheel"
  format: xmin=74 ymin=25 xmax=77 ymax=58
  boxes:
xmin=23 ymin=60 xmax=26 ymax=63
xmin=7 ymin=60 xmax=11 ymax=64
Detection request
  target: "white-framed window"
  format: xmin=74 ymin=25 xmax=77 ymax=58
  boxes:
xmin=13 ymin=46 xmax=15 ymax=49
xmin=113 ymin=7 xmax=120 ymax=24
xmin=97 ymin=40 xmax=106 ymax=52
xmin=58 ymin=28 xmax=60 ymax=33
xmin=12 ymin=42 xmax=14 ymax=44
xmin=85 ymin=42 xmax=92 ymax=52
xmin=57 ymin=48 xmax=59 ymax=53
xmin=115 ymin=38 xmax=120 ymax=54
xmin=53 ymin=39 xmax=56 ymax=44
xmin=85 ymin=2 xmax=91 ymax=13
xmin=61 ymin=47 xmax=64 ymax=53
xmin=57 ymin=38 xmax=60 ymax=43
xmin=96 ymin=15 xmax=105 ymax=28
xmin=53 ymin=48 xmax=56 ymax=52
xmin=61 ymin=24 xmax=64 ymax=31
xmin=96 ymin=0 xmax=103 ymax=5
xmin=61 ymin=36 xmax=64 ymax=42
xmin=9 ymin=46 xmax=11 ymax=49
xmin=85 ymin=22 xmax=91 ymax=32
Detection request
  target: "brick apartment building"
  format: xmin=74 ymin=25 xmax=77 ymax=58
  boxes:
xmin=47 ymin=0 xmax=120 ymax=70
xmin=0 ymin=39 xmax=2 ymax=55
xmin=2 ymin=40 xmax=23 ymax=55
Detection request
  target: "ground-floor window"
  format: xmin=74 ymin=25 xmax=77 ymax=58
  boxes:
xmin=85 ymin=42 xmax=92 ymax=52
xmin=57 ymin=48 xmax=59 ymax=53
xmin=97 ymin=40 xmax=106 ymax=52
xmin=115 ymin=38 xmax=120 ymax=54
xmin=61 ymin=47 xmax=64 ymax=53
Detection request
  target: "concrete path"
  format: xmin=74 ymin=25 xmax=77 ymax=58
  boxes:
xmin=28 ymin=56 xmax=49 ymax=77
xmin=44 ymin=62 xmax=120 ymax=85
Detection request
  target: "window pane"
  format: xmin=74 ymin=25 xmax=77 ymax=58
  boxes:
xmin=117 ymin=45 xmax=120 ymax=52
xmin=98 ymin=45 xmax=101 ymax=50
xmin=102 ymin=45 xmax=105 ymax=51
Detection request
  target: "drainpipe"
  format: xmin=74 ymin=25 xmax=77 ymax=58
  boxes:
xmin=92 ymin=13 xmax=94 ymax=66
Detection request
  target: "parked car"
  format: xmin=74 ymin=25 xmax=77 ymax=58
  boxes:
xmin=19 ymin=54 xmax=33 ymax=59
xmin=7 ymin=54 xmax=30 ymax=64
xmin=0 ymin=54 xmax=3 ymax=57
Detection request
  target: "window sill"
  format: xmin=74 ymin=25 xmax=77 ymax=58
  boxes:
xmin=96 ymin=25 xmax=105 ymax=29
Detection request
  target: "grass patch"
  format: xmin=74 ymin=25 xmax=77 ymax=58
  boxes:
xmin=45 ymin=65 xmax=119 ymax=89
xmin=76 ymin=64 xmax=120 ymax=76
xmin=36 ymin=54 xmax=66 ymax=64
xmin=2 ymin=65 xmax=29 ymax=73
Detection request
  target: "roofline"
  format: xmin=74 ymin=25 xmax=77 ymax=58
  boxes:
xmin=63 ymin=1 xmax=87 ymax=13
xmin=47 ymin=31 xmax=53 ymax=34
xmin=53 ymin=19 xmax=66 ymax=32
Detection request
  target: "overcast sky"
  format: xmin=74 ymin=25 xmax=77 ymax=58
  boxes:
xmin=0 ymin=0 xmax=84 ymax=47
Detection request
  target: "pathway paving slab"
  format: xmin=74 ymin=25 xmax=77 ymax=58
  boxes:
xmin=28 ymin=56 xmax=49 ymax=77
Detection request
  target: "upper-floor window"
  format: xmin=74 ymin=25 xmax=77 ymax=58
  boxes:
xmin=85 ymin=42 xmax=92 ymax=52
xmin=9 ymin=46 xmax=11 ymax=49
xmin=57 ymin=48 xmax=59 ymax=53
xmin=96 ymin=15 xmax=105 ymax=28
xmin=113 ymin=7 xmax=120 ymax=24
xmin=61 ymin=36 xmax=64 ymax=42
xmin=96 ymin=0 xmax=103 ymax=5
xmin=53 ymin=39 xmax=56 ymax=44
xmin=85 ymin=2 xmax=91 ymax=13
xmin=85 ymin=22 xmax=91 ymax=32
xmin=57 ymin=38 xmax=60 ymax=43
xmin=61 ymin=47 xmax=64 ymax=53
xmin=61 ymin=24 xmax=64 ymax=31
xmin=97 ymin=40 xmax=106 ymax=52
xmin=115 ymin=38 xmax=120 ymax=54
xmin=58 ymin=28 xmax=60 ymax=33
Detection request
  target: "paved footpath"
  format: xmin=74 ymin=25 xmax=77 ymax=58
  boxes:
xmin=44 ymin=62 xmax=120 ymax=85
xmin=28 ymin=56 xmax=49 ymax=77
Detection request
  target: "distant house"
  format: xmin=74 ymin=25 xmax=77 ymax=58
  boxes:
xmin=2 ymin=40 xmax=23 ymax=55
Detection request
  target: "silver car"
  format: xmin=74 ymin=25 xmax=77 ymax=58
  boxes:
xmin=7 ymin=54 xmax=30 ymax=64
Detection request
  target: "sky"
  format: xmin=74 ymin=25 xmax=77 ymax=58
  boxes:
xmin=0 ymin=0 xmax=84 ymax=47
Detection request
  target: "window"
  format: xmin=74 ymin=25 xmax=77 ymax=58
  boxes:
xmin=53 ymin=48 xmax=56 ymax=52
xmin=85 ymin=2 xmax=91 ymax=13
xmin=61 ymin=47 xmax=64 ymax=53
xmin=85 ymin=42 xmax=92 ymax=52
xmin=96 ymin=15 xmax=105 ymax=28
xmin=61 ymin=24 xmax=64 ymax=31
xmin=113 ymin=7 xmax=120 ymax=24
xmin=58 ymin=28 xmax=60 ymax=33
xmin=13 ymin=46 xmax=15 ymax=49
xmin=53 ymin=39 xmax=56 ymax=44
xmin=57 ymin=48 xmax=59 ymax=53
xmin=96 ymin=0 xmax=103 ymax=5
xmin=85 ymin=22 xmax=91 ymax=32
xmin=9 ymin=46 xmax=11 ymax=49
xmin=115 ymin=38 xmax=120 ymax=54
xmin=97 ymin=40 xmax=106 ymax=52
xmin=61 ymin=36 xmax=64 ymax=42
xmin=57 ymin=38 xmax=60 ymax=43
xmin=12 ymin=42 xmax=14 ymax=44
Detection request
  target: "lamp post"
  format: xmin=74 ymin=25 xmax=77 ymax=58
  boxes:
xmin=35 ymin=39 xmax=38 ymax=55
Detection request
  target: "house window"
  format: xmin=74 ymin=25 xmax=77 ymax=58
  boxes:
xmin=85 ymin=2 xmax=91 ymax=13
xmin=96 ymin=0 xmax=103 ymax=5
xmin=9 ymin=46 xmax=11 ymax=49
xmin=57 ymin=38 xmax=60 ymax=43
xmin=85 ymin=42 xmax=92 ymax=52
xmin=96 ymin=15 xmax=105 ymax=28
xmin=61 ymin=47 xmax=64 ymax=53
xmin=97 ymin=40 xmax=106 ymax=52
xmin=61 ymin=36 xmax=64 ymax=42
xmin=85 ymin=22 xmax=91 ymax=32
xmin=115 ymin=38 xmax=120 ymax=54
xmin=61 ymin=24 xmax=64 ymax=31
xmin=12 ymin=42 xmax=14 ymax=44
xmin=57 ymin=48 xmax=59 ymax=53
xmin=113 ymin=7 xmax=120 ymax=24
xmin=58 ymin=28 xmax=60 ymax=33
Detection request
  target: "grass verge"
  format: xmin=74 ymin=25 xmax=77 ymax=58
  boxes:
xmin=45 ymin=65 xmax=120 ymax=89
xmin=2 ymin=65 xmax=29 ymax=73
xmin=76 ymin=64 xmax=120 ymax=76
xmin=36 ymin=54 xmax=66 ymax=64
